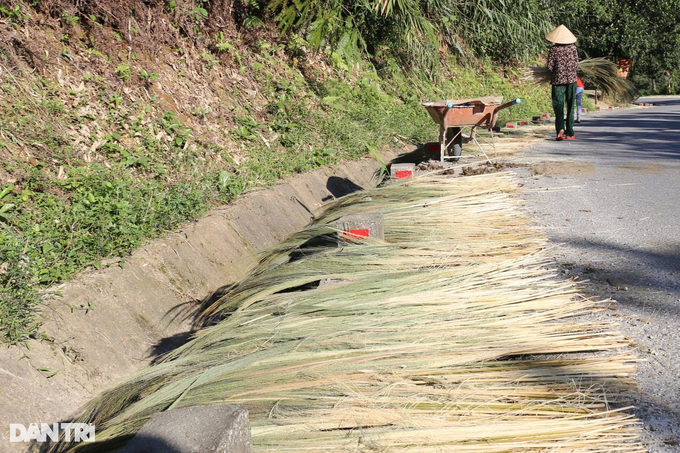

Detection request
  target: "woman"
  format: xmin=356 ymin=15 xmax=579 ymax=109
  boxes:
xmin=546 ymin=25 xmax=579 ymax=140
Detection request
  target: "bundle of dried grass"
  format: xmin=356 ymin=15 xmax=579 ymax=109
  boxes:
xmin=51 ymin=174 xmax=643 ymax=453
xmin=524 ymin=58 xmax=638 ymax=102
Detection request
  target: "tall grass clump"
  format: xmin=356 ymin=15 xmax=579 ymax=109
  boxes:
xmin=50 ymin=173 xmax=641 ymax=453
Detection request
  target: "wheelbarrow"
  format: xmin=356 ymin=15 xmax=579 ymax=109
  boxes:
xmin=421 ymin=96 xmax=521 ymax=163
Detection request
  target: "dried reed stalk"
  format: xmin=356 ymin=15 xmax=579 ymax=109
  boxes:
xmin=524 ymin=58 xmax=638 ymax=102
xmin=52 ymin=173 xmax=643 ymax=453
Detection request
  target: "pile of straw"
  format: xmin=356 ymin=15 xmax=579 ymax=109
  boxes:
xmin=524 ymin=58 xmax=638 ymax=102
xmin=52 ymin=174 xmax=642 ymax=452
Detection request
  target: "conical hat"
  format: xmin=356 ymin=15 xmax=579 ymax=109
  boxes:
xmin=545 ymin=25 xmax=577 ymax=44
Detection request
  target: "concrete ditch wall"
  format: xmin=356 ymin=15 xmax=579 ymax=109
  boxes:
xmin=0 ymin=151 xmax=398 ymax=451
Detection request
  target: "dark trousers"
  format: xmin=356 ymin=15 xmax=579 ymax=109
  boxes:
xmin=552 ymin=82 xmax=576 ymax=136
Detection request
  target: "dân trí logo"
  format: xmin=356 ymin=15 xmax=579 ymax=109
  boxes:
xmin=10 ymin=423 xmax=95 ymax=443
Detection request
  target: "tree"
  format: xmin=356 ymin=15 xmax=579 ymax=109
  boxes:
xmin=266 ymin=0 xmax=554 ymax=75
xmin=555 ymin=0 xmax=680 ymax=93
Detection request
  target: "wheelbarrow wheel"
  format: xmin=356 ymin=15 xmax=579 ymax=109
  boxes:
xmin=445 ymin=127 xmax=463 ymax=160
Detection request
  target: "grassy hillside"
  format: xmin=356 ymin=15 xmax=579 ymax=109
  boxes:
xmin=0 ymin=0 xmax=551 ymax=344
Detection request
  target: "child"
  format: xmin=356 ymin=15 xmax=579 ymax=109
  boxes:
xmin=575 ymin=76 xmax=585 ymax=123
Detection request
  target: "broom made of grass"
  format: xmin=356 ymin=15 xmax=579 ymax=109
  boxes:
xmin=524 ymin=58 xmax=638 ymax=102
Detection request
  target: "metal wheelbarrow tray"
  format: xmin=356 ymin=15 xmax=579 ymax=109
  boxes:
xmin=422 ymin=96 xmax=520 ymax=163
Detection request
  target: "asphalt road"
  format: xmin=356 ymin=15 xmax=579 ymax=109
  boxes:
xmin=520 ymin=97 xmax=680 ymax=452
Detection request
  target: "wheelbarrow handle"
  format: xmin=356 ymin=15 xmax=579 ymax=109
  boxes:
xmin=490 ymin=98 xmax=521 ymax=129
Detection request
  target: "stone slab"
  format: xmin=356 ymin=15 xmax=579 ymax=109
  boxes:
xmin=119 ymin=405 xmax=252 ymax=453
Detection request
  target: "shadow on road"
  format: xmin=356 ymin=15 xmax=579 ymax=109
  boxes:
xmin=565 ymin=110 xmax=680 ymax=162
xmin=550 ymin=235 xmax=680 ymax=314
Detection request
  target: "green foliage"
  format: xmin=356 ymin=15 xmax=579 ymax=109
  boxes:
xmin=19 ymin=169 xmax=203 ymax=277
xmin=61 ymin=10 xmax=80 ymax=27
xmin=0 ymin=4 xmax=29 ymax=23
xmin=139 ymin=69 xmax=158 ymax=82
xmin=447 ymin=1 xmax=553 ymax=63
xmin=0 ymin=230 xmax=42 ymax=344
xmin=217 ymin=171 xmax=246 ymax=198
xmin=0 ymin=166 xmax=209 ymax=343
xmin=0 ymin=185 xmax=15 ymax=223
xmin=0 ymin=67 xmax=219 ymax=343
xmin=1 ymin=192 xmax=41 ymax=344
xmin=551 ymin=0 xmax=680 ymax=94
xmin=244 ymin=16 xmax=265 ymax=29
xmin=116 ymin=63 xmax=131 ymax=82
xmin=312 ymin=147 xmax=337 ymax=166
xmin=161 ymin=111 xmax=192 ymax=148
xmin=85 ymin=48 xmax=110 ymax=63
xmin=365 ymin=143 xmax=387 ymax=186
xmin=167 ymin=0 xmax=211 ymax=38
xmin=192 ymin=106 xmax=210 ymax=117
xmin=200 ymin=51 xmax=219 ymax=68
xmin=189 ymin=5 xmax=208 ymax=22
xmin=212 ymin=32 xmax=235 ymax=54
xmin=265 ymin=0 xmax=680 ymax=93
xmin=233 ymin=116 xmax=263 ymax=141
xmin=267 ymin=0 xmax=554 ymax=75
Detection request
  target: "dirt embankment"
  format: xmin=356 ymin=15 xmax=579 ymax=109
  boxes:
xmin=1 ymin=0 xmax=256 ymax=153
